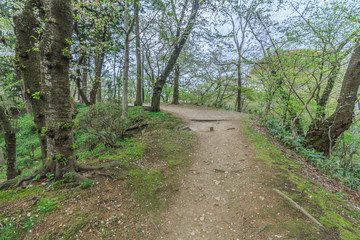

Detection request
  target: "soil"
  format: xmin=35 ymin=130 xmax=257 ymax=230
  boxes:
xmin=154 ymin=104 xmax=339 ymax=240
xmin=3 ymin=104 xmax=358 ymax=239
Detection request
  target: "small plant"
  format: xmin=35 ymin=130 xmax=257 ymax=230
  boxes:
xmin=40 ymin=127 xmax=47 ymax=136
xmin=63 ymin=172 xmax=73 ymax=183
xmin=46 ymin=172 xmax=54 ymax=181
xmin=81 ymin=180 xmax=93 ymax=189
xmin=36 ymin=198 xmax=58 ymax=214
xmin=34 ymin=174 xmax=41 ymax=181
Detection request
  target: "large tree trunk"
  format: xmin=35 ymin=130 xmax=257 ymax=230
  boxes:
xmin=134 ymin=0 xmax=142 ymax=107
xmin=39 ymin=0 xmax=76 ymax=179
xmin=122 ymin=0 xmax=130 ymax=118
xmin=13 ymin=0 xmax=47 ymax=159
xmin=306 ymin=42 xmax=360 ymax=156
xmin=172 ymin=64 xmax=180 ymax=104
xmin=151 ymin=0 xmax=200 ymax=112
xmin=0 ymin=105 xmax=19 ymax=180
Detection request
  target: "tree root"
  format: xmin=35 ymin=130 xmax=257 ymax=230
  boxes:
xmin=0 ymin=161 xmax=124 ymax=190
xmin=76 ymin=161 xmax=123 ymax=171
xmin=71 ymin=171 xmax=91 ymax=183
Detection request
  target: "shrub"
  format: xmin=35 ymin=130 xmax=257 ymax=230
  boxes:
xmin=76 ymin=103 xmax=144 ymax=147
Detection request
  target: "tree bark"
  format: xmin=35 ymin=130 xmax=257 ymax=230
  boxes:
xmin=151 ymin=0 xmax=200 ymax=112
xmin=306 ymin=42 xmax=360 ymax=156
xmin=0 ymin=105 xmax=19 ymax=180
xmin=39 ymin=0 xmax=76 ymax=179
xmin=315 ymin=62 xmax=340 ymax=120
xmin=236 ymin=59 xmax=242 ymax=112
xmin=90 ymin=52 xmax=105 ymax=104
xmin=0 ymin=148 xmax=5 ymax=166
xmin=13 ymin=0 xmax=47 ymax=159
xmin=134 ymin=0 xmax=142 ymax=106
xmin=172 ymin=64 xmax=180 ymax=104
xmin=122 ymin=0 xmax=130 ymax=118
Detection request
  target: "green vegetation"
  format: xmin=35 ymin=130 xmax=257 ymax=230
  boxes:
xmin=0 ymin=103 xmax=194 ymax=239
xmin=244 ymin=118 xmax=360 ymax=239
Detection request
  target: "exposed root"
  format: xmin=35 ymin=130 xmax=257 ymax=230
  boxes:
xmin=0 ymin=161 xmax=123 ymax=190
xmin=76 ymin=161 xmax=123 ymax=171
xmin=0 ymin=178 xmax=17 ymax=190
xmin=71 ymin=171 xmax=92 ymax=183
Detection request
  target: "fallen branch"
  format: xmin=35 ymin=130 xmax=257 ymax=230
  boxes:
xmin=151 ymin=221 xmax=162 ymax=239
xmin=273 ymin=188 xmax=323 ymax=227
xmin=76 ymin=161 xmax=123 ymax=171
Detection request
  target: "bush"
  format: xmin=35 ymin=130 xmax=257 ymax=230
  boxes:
xmin=76 ymin=103 xmax=144 ymax=147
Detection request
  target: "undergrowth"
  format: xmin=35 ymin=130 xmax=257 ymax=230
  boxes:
xmin=0 ymin=103 xmax=194 ymax=239
xmin=244 ymin=118 xmax=360 ymax=239
xmin=266 ymin=118 xmax=360 ymax=189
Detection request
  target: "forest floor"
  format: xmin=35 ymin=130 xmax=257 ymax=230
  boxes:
xmin=1 ymin=104 xmax=360 ymax=240
xmin=149 ymin=104 xmax=360 ymax=240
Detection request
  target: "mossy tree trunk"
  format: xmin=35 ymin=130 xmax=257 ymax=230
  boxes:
xmin=0 ymin=105 xmax=19 ymax=180
xmin=306 ymin=42 xmax=360 ymax=156
xmin=13 ymin=0 xmax=47 ymax=160
xmin=151 ymin=0 xmax=200 ymax=112
xmin=39 ymin=0 xmax=76 ymax=179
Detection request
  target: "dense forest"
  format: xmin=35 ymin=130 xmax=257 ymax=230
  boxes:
xmin=0 ymin=0 xmax=360 ymax=239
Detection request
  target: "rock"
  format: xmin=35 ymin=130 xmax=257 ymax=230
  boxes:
xmin=180 ymin=126 xmax=193 ymax=131
xmin=191 ymin=231 xmax=195 ymax=236
xmin=213 ymin=180 xmax=220 ymax=185
xmin=259 ymin=196 xmax=265 ymax=201
xmin=215 ymin=197 xmax=220 ymax=201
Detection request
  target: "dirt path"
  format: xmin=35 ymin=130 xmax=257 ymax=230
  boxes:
xmin=155 ymin=105 xmax=324 ymax=240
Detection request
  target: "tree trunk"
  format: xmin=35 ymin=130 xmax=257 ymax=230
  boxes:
xmin=0 ymin=148 xmax=5 ymax=166
xmin=134 ymin=0 xmax=142 ymax=106
xmin=82 ymin=57 xmax=88 ymax=103
xmin=13 ymin=0 xmax=47 ymax=159
xmin=39 ymin=0 xmax=76 ymax=179
xmin=172 ymin=64 xmax=180 ymax=104
xmin=315 ymin=62 xmax=340 ymax=120
xmin=236 ymin=59 xmax=242 ymax=112
xmin=306 ymin=42 xmax=360 ymax=156
xmin=122 ymin=0 xmax=130 ymax=118
xmin=151 ymin=0 xmax=200 ymax=112
xmin=0 ymin=105 xmax=19 ymax=180
xmin=90 ymin=52 xmax=105 ymax=104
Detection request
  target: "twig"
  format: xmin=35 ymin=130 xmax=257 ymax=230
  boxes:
xmin=241 ymin=209 xmax=245 ymax=228
xmin=255 ymin=224 xmax=267 ymax=236
xmin=273 ymin=188 xmax=323 ymax=227
xmin=151 ymin=221 xmax=162 ymax=239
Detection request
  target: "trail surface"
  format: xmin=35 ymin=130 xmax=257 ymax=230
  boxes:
xmin=156 ymin=104 xmax=326 ymax=240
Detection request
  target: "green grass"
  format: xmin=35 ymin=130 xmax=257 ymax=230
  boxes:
xmin=243 ymin=117 xmax=360 ymax=239
xmin=0 ymin=104 xmax=195 ymax=239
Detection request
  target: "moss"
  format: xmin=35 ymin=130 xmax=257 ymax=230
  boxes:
xmin=0 ymin=185 xmax=43 ymax=204
xmin=243 ymin=118 xmax=360 ymax=239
